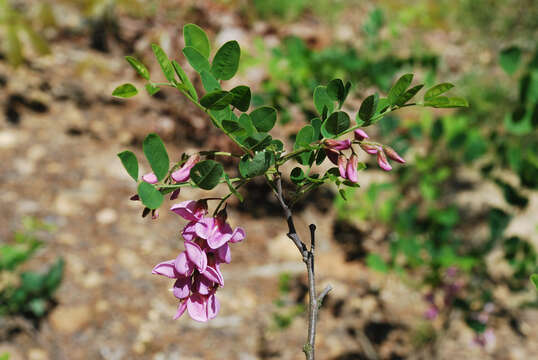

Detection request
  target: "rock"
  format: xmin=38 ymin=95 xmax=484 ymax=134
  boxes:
xmin=267 ymin=233 xmax=302 ymax=262
xmin=96 ymin=208 xmax=118 ymax=225
xmin=49 ymin=304 xmax=93 ymax=335
xmin=28 ymin=348 xmax=49 ymax=360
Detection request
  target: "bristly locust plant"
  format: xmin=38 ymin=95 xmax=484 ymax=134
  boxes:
xmin=113 ymin=23 xmax=467 ymax=359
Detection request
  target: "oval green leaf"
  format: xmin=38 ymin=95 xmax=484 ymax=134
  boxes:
xmin=172 ymin=60 xmax=198 ymax=101
xmin=424 ymin=83 xmax=455 ymax=101
xmin=143 ymin=133 xmax=169 ymax=181
xmin=388 ymin=73 xmax=413 ymax=106
xmin=183 ymin=23 xmax=211 ymax=59
xmin=117 ymin=150 xmax=139 ymax=181
xmin=183 ymin=46 xmax=211 ymax=74
xmin=200 ymin=90 xmax=233 ymax=110
xmin=313 ymin=85 xmax=334 ymax=116
xmin=250 ymin=106 xmax=277 ymax=132
xmin=327 ymin=78 xmax=346 ymax=105
xmin=230 ymin=85 xmax=251 ymax=112
xmin=211 ymin=40 xmax=240 ymax=80
xmin=125 ymin=56 xmax=149 ymax=80
xmin=294 ymin=125 xmax=314 ymax=149
xmin=112 ymin=83 xmax=138 ymax=98
xmin=151 ymin=44 xmax=175 ymax=82
xmin=138 ymin=182 xmax=164 ymax=209
xmin=424 ymin=96 xmax=469 ymax=108
xmin=321 ymin=111 xmax=350 ymax=138
xmin=396 ymin=84 xmax=424 ymax=106
xmin=239 ymin=151 xmax=272 ymax=178
xmin=190 ymin=160 xmax=224 ymax=190
xmin=357 ymin=93 xmax=378 ymax=125
xmin=499 ymin=46 xmax=521 ymax=75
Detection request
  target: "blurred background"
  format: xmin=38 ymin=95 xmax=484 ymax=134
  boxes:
xmin=1 ymin=0 xmax=537 ymax=359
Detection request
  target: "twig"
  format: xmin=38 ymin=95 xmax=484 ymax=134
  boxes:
xmin=272 ymin=175 xmax=332 ymax=360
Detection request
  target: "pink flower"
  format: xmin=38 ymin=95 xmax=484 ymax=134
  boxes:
xmin=425 ymin=305 xmax=439 ymax=320
xmin=360 ymin=143 xmax=379 ymax=155
xmin=338 ymin=155 xmax=347 ymax=178
xmin=384 ymin=146 xmax=405 ymax=164
xmin=171 ymin=200 xmax=207 ymax=221
xmin=142 ymin=172 xmax=158 ymax=184
xmin=354 ymin=129 xmax=369 ymax=141
xmin=346 ymin=154 xmax=359 ymax=183
xmin=324 ymin=139 xmax=352 ymax=151
xmin=171 ymin=155 xmax=200 ymax=183
xmin=195 ymin=216 xmax=245 ymax=249
xmin=376 ymin=149 xmax=392 ymax=171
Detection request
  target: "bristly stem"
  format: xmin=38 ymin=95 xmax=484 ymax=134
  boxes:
xmin=272 ymin=176 xmax=332 ymax=360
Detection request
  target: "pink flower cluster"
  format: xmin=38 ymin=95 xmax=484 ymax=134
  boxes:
xmin=325 ymin=129 xmax=405 ymax=180
xmin=152 ymin=200 xmax=245 ymax=322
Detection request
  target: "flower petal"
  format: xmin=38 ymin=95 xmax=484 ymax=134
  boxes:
xmin=171 ymin=155 xmax=199 ymax=182
xmin=202 ymin=265 xmax=224 ymax=286
xmin=173 ymin=300 xmax=187 ymax=320
xmin=217 ymin=243 xmax=231 ymax=264
xmin=338 ymin=155 xmax=348 ymax=178
xmin=354 ymin=129 xmax=369 ymax=141
xmin=174 ymin=252 xmax=193 ymax=276
xmin=207 ymin=232 xmax=231 ymax=249
xmin=207 ymin=293 xmax=220 ymax=320
xmin=184 ymin=241 xmax=207 ymax=273
xmin=182 ymin=221 xmax=197 ymax=241
xmin=173 ymin=277 xmax=191 ymax=299
xmin=169 ymin=189 xmax=180 ymax=200
xmin=346 ymin=154 xmax=359 ymax=183
xmin=187 ymin=293 xmax=208 ymax=322
xmin=193 ymin=274 xmax=212 ymax=295
xmin=194 ymin=217 xmax=214 ymax=239
xmin=377 ymin=150 xmax=392 ymax=171
xmin=171 ymin=200 xmax=199 ymax=221
xmin=142 ymin=172 xmax=158 ymax=184
xmin=230 ymin=227 xmax=245 ymax=243
xmin=151 ymin=259 xmax=177 ymax=278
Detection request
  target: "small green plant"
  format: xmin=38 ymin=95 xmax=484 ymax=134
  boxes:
xmin=0 ymin=218 xmax=64 ymax=318
xmin=272 ymin=273 xmax=305 ymax=329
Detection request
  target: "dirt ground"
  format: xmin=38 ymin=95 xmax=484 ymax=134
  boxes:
xmin=1 ymin=1 xmax=537 ymax=359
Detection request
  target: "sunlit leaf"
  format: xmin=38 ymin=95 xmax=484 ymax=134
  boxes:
xmin=424 ymin=83 xmax=454 ymax=101
xmin=190 ymin=160 xmax=224 ymax=190
xmin=313 ymin=85 xmax=334 ymax=116
xmin=112 ymin=83 xmax=138 ymax=98
xmin=183 ymin=23 xmax=211 ymax=59
xmin=143 ymin=133 xmax=169 ymax=181
xmin=388 ymin=73 xmax=413 ymax=106
xmin=200 ymin=90 xmax=233 ymax=110
xmin=117 ymin=150 xmax=139 ymax=181
xmin=172 ymin=60 xmax=198 ymax=100
xmin=424 ymin=96 xmax=469 ymax=108
xmin=138 ymin=182 xmax=163 ymax=209
xmin=211 ymin=40 xmax=240 ymax=80
xmin=183 ymin=46 xmax=211 ymax=73
xmin=151 ymin=44 xmax=175 ymax=82
xmin=125 ymin=56 xmax=150 ymax=80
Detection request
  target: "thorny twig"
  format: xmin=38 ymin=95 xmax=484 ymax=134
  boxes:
xmin=273 ymin=176 xmax=333 ymax=360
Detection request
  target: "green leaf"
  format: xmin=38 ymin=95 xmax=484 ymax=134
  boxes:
xmin=237 ymin=113 xmax=256 ymax=136
xmin=117 ymin=151 xmax=139 ymax=181
xmin=250 ymin=106 xmax=277 ymax=132
xmin=327 ymin=78 xmax=346 ymax=107
xmin=138 ymin=182 xmax=163 ymax=209
xmin=200 ymin=90 xmax=233 ymax=110
xmin=29 ymin=298 xmax=47 ymax=317
xmin=211 ymin=40 xmax=241 ymax=80
xmin=243 ymin=133 xmax=272 ymax=151
xmin=375 ymin=98 xmax=390 ymax=115
xmin=21 ymin=271 xmax=44 ymax=293
xmin=357 ymin=94 xmax=378 ymax=126
xmin=125 ymin=56 xmax=150 ymax=80
xmin=424 ymin=96 xmax=469 ymax=108
xmin=338 ymin=188 xmax=347 ymax=200
xmin=151 ymin=44 xmax=175 ymax=82
xmin=424 ymin=83 xmax=454 ymax=101
xmin=44 ymin=258 xmax=64 ymax=294
xmin=388 ymin=73 xmax=413 ymax=106
xmin=230 ymin=85 xmax=251 ymax=112
xmin=143 ymin=133 xmax=169 ymax=181
xmin=172 ymin=60 xmax=198 ymax=101
xmin=294 ymin=125 xmax=314 ymax=149
xmin=183 ymin=23 xmax=211 ymax=59
xmin=366 ymin=253 xmax=388 ymax=273
xmin=239 ymin=151 xmax=272 ymax=178
xmin=224 ymin=173 xmax=243 ymax=202
xmin=290 ymin=167 xmax=305 ymax=184
xmin=112 ymin=83 xmax=138 ymax=98
xmin=200 ymin=70 xmax=221 ymax=91
xmin=145 ymin=83 xmax=160 ymax=96
xmin=183 ymin=46 xmax=211 ymax=74
xmin=270 ymin=139 xmax=284 ymax=152
xmin=313 ymin=86 xmax=334 ymax=116
xmin=499 ymin=46 xmax=521 ymax=75
xmin=321 ymin=111 xmax=350 ymax=138
xmin=190 ymin=160 xmax=224 ymax=190
xmin=311 ymin=117 xmax=322 ymax=140
xmin=531 ymin=274 xmax=538 ymax=289
xmin=396 ymin=84 xmax=423 ymax=106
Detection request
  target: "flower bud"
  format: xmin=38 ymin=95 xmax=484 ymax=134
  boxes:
xmin=377 ymin=150 xmax=392 ymax=171
xmin=346 ymin=154 xmax=359 ymax=183
xmin=172 ymin=154 xmax=200 ymax=182
xmin=326 ymin=148 xmax=339 ymax=165
xmin=142 ymin=172 xmax=158 ymax=184
xmin=338 ymin=155 xmax=348 ymax=178
xmin=383 ymin=146 xmax=405 ymax=164
xmin=354 ymin=129 xmax=369 ymax=141
xmin=324 ymin=139 xmax=351 ymax=151
xmin=360 ymin=143 xmax=379 ymax=155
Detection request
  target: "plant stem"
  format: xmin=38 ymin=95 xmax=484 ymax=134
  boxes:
xmin=272 ymin=176 xmax=332 ymax=360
